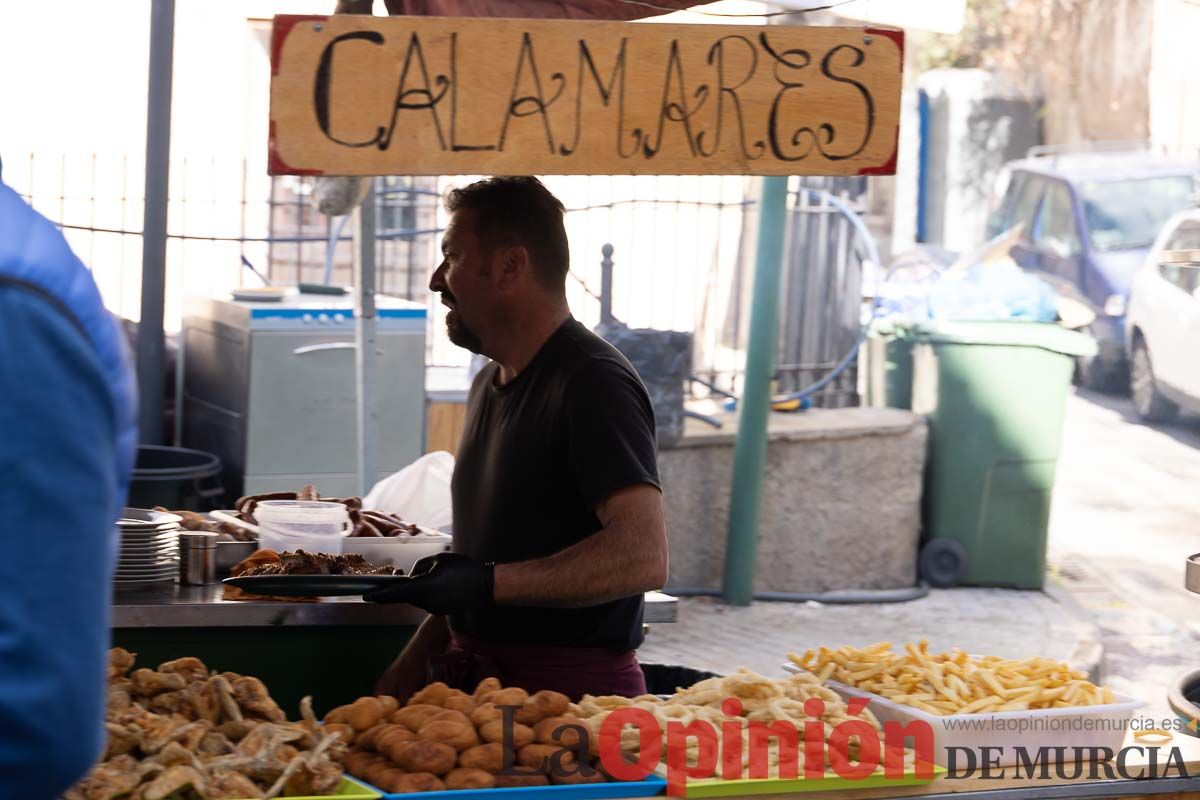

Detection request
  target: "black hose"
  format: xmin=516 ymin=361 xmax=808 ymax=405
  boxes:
xmin=663 ymin=583 xmax=930 ymax=604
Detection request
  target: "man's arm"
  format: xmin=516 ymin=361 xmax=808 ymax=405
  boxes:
xmin=374 ymin=614 xmax=450 ymax=700
xmin=493 ymin=483 xmax=668 ymax=607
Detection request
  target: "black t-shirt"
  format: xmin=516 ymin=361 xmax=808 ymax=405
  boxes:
xmin=449 ymin=317 xmax=660 ymax=651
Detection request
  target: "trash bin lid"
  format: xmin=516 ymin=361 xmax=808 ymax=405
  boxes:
xmin=912 ymin=320 xmax=1098 ymax=357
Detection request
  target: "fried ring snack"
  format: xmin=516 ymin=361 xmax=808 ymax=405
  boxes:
xmin=481 ymin=687 xmax=528 ymax=708
xmin=426 ymin=709 xmax=471 ymax=727
xmin=418 ymin=719 xmax=480 ymax=751
xmin=323 ymin=722 xmax=356 ymax=747
xmin=470 ymin=702 xmax=503 ymax=727
xmin=445 ymin=768 xmax=497 ymax=790
xmin=517 ymin=690 xmax=571 ymax=725
xmin=534 ymin=716 xmax=586 ymax=748
xmin=356 ymin=722 xmax=390 ymax=751
xmin=443 ymin=690 xmax=476 ymax=715
xmin=391 ymin=703 xmax=445 ymax=732
xmin=458 ymin=742 xmax=505 ymax=774
xmin=324 ymin=704 xmax=352 ymax=725
xmin=472 ymin=677 xmax=502 ymax=701
xmin=376 ymin=695 xmax=400 ymax=716
xmin=376 ymin=725 xmax=417 ymax=754
xmin=364 ymin=760 xmax=396 ymax=786
xmin=409 ymin=682 xmax=454 ymax=707
xmin=518 ymin=743 xmax=576 ymax=771
xmin=348 ymin=696 xmax=387 ymax=731
xmin=342 ymin=750 xmax=380 ymax=775
xmin=390 ymin=772 xmax=447 ymax=793
xmin=479 ymin=719 xmax=534 ymax=748
xmin=395 ymin=740 xmax=458 ymax=775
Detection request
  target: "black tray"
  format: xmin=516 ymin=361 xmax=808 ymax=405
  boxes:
xmin=222 ymin=574 xmax=406 ymax=597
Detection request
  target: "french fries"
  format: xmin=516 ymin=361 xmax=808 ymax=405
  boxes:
xmin=788 ymin=640 xmax=1117 ymax=715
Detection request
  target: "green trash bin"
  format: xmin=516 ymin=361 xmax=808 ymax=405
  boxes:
xmin=911 ymin=321 xmax=1096 ymax=589
xmin=865 ymin=320 xmax=916 ymax=410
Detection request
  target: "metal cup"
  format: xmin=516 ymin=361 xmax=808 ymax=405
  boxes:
xmin=179 ymin=531 xmax=219 ymax=585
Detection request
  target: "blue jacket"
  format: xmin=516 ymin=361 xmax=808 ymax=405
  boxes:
xmin=0 ymin=180 xmax=137 ymax=798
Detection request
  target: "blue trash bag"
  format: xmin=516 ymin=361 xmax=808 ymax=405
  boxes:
xmin=928 ymin=260 xmax=1059 ymax=322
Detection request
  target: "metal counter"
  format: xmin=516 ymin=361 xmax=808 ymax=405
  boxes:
xmin=112 ymin=585 xmax=679 ymax=628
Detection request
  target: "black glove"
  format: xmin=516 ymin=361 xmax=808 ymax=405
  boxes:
xmin=364 ymin=552 xmax=495 ymax=614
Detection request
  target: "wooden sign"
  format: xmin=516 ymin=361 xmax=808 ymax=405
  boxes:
xmin=269 ymin=14 xmax=903 ymax=177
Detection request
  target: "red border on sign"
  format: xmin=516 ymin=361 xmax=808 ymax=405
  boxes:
xmin=269 ymin=15 xmax=328 ymax=176
xmin=271 ymin=14 xmax=328 ymax=77
xmin=268 ymin=119 xmax=324 ymax=177
xmin=857 ymin=27 xmax=903 ymax=176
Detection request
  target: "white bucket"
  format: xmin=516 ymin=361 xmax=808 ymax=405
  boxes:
xmin=255 ymin=500 xmax=349 ymax=555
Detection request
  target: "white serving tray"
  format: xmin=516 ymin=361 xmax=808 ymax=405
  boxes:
xmin=782 ymin=662 xmax=1142 ymax=767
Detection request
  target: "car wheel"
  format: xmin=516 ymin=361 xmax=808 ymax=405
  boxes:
xmin=1130 ymin=337 xmax=1177 ymax=423
xmin=1077 ymin=326 xmax=1127 ymax=393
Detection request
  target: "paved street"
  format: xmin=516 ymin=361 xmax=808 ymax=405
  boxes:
xmin=1047 ymin=389 xmax=1200 ymax=723
xmin=641 ymin=388 xmax=1200 ymax=729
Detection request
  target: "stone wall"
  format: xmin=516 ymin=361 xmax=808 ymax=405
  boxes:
xmin=659 ymin=408 xmax=927 ymax=593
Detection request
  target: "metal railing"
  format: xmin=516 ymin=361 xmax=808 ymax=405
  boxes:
xmin=9 ymin=152 xmax=871 ymax=406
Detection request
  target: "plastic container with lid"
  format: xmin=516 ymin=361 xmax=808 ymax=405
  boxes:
xmin=255 ymin=500 xmax=349 ymax=555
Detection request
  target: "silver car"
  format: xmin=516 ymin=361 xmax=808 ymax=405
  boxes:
xmin=1125 ymin=209 xmax=1200 ymax=421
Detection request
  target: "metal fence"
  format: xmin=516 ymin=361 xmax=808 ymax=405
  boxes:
xmin=8 ymin=152 xmax=872 ymax=406
xmin=778 ymin=176 xmax=870 ymax=408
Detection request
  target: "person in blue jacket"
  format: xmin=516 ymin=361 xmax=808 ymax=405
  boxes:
xmin=0 ymin=163 xmax=137 ymax=798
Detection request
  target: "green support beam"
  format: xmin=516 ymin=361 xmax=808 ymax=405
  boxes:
xmin=722 ymin=175 xmax=790 ymax=606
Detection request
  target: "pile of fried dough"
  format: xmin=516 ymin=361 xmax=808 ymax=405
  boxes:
xmin=333 ymin=680 xmax=608 ymax=793
xmin=64 ymin=649 xmax=346 ymax=800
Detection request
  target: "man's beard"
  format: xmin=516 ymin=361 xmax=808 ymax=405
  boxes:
xmin=446 ymin=310 xmax=484 ymax=354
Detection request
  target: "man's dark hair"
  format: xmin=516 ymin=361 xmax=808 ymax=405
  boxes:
xmin=445 ymin=176 xmax=569 ymax=291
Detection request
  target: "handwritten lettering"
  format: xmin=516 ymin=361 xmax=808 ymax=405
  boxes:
xmin=560 ymin=39 xmax=642 ymax=158
xmin=283 ymin=18 xmax=899 ymax=174
xmin=378 ymin=32 xmax=449 ymax=151
xmin=314 ymin=31 xmax=386 ymax=148
xmin=498 ymin=33 xmax=566 ymax=154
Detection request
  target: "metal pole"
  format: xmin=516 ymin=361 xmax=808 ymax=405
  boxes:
xmin=599 ymin=243 xmax=614 ymax=326
xmin=136 ymin=0 xmax=176 ymax=445
xmin=354 ymin=179 xmax=379 ymax=496
xmin=722 ymin=175 xmax=789 ymax=606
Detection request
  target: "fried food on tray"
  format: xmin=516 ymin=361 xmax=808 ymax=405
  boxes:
xmin=445 ymin=767 xmax=496 ymax=789
xmin=107 ymin=647 xmax=136 ymax=681
xmin=221 ymin=549 xmax=399 ymax=603
xmin=410 ymin=681 xmax=454 ymax=707
xmin=572 ymin=668 xmax=917 ymax=779
xmin=418 ymin=718 xmax=480 ymax=751
xmin=516 ymin=690 xmax=570 ymax=725
xmin=395 ymin=740 xmax=458 ymax=775
xmin=234 ymin=549 xmax=397 ymax=578
xmin=788 ymin=640 xmax=1118 ymax=715
xmin=457 ymin=742 xmax=505 ymax=774
xmin=338 ymin=678 xmax=611 ymax=792
xmin=66 ymin=650 xmax=346 ymax=799
xmin=534 ymin=715 xmax=586 ymax=747
xmin=390 ymin=703 xmax=445 ymax=732
xmin=493 ymin=769 xmax=550 ymax=788
xmin=234 ymin=485 xmax=420 ymax=538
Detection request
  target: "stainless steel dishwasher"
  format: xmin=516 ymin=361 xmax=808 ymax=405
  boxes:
xmin=182 ymin=294 xmax=427 ymax=499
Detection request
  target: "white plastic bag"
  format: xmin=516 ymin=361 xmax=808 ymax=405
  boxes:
xmin=363 ymin=451 xmax=455 ymax=532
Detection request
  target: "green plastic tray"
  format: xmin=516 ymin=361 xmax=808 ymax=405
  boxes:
xmin=660 ymin=764 xmax=945 ymax=797
xmin=233 ymin=776 xmax=380 ymax=800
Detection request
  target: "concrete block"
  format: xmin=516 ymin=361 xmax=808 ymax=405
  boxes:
xmin=660 ymin=407 xmax=926 ymax=593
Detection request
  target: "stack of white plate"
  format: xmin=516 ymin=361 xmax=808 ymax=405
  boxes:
xmin=115 ymin=508 xmax=181 ymax=588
